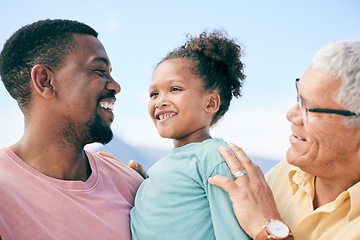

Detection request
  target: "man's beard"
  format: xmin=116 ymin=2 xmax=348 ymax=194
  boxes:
xmin=61 ymin=111 xmax=113 ymax=148
xmin=88 ymin=113 xmax=113 ymax=145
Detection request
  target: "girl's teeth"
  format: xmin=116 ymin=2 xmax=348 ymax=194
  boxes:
xmin=157 ymin=112 xmax=176 ymax=120
xmin=159 ymin=114 xmax=170 ymax=120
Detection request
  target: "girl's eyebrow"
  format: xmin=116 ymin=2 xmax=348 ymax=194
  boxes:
xmin=149 ymin=79 xmax=185 ymax=88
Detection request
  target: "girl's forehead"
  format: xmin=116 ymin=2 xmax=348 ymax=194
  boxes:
xmin=153 ymin=59 xmax=195 ymax=78
xmin=157 ymin=58 xmax=192 ymax=68
xmin=150 ymin=63 xmax=203 ymax=89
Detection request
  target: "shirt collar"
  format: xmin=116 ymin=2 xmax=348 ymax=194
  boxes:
xmin=288 ymin=166 xmax=314 ymax=196
xmin=288 ymin=166 xmax=360 ymax=220
xmin=347 ymin=181 xmax=360 ymax=220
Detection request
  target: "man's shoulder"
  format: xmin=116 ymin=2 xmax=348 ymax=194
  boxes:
xmin=265 ymin=160 xmax=293 ymax=185
xmin=87 ymin=150 xmax=144 ymax=184
xmin=0 ymin=147 xmax=16 ymax=176
xmin=88 ymin=151 xmax=127 ymax=167
xmin=0 ymin=146 xmax=11 ymax=159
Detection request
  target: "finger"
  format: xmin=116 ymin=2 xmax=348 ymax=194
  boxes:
xmin=228 ymin=144 xmax=259 ymax=170
xmin=128 ymin=159 xmax=137 ymax=169
xmin=219 ymin=145 xmax=244 ymax=175
xmin=208 ymin=175 xmax=240 ymax=194
xmin=228 ymin=143 xmax=264 ymax=178
xmin=128 ymin=160 xmax=148 ymax=179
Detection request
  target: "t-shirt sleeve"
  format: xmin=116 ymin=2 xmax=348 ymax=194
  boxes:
xmin=205 ymin=161 xmax=251 ymax=240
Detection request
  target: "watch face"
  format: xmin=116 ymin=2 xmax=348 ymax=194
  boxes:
xmin=268 ymin=220 xmax=290 ymax=238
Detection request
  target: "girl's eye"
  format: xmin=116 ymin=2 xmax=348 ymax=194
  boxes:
xmin=150 ymin=92 xmax=158 ymax=98
xmin=170 ymin=87 xmax=181 ymax=92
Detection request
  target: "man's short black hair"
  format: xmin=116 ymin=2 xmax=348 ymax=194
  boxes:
xmin=0 ymin=19 xmax=98 ymax=111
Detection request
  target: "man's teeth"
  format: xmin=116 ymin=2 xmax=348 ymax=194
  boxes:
xmin=100 ymin=101 xmax=114 ymax=111
xmin=294 ymin=134 xmax=305 ymax=141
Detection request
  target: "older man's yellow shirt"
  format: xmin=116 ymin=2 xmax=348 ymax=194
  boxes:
xmin=266 ymin=161 xmax=360 ymax=240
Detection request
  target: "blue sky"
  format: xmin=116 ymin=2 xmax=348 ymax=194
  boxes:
xmin=1 ymin=0 xmax=359 ymax=161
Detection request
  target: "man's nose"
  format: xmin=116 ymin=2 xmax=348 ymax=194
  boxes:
xmin=106 ymin=76 xmax=121 ymax=95
xmin=286 ymin=103 xmax=304 ymax=125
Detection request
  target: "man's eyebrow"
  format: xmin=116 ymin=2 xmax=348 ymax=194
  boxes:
xmin=91 ymin=57 xmax=112 ymax=71
xmin=91 ymin=57 xmax=108 ymax=64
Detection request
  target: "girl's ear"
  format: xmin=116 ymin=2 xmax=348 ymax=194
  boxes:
xmin=31 ymin=65 xmax=56 ymax=99
xmin=205 ymin=93 xmax=220 ymax=113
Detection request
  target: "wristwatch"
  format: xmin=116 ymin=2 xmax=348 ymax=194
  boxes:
xmin=255 ymin=219 xmax=293 ymax=240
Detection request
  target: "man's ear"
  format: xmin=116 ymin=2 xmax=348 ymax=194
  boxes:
xmin=205 ymin=93 xmax=220 ymax=113
xmin=31 ymin=65 xmax=55 ymax=99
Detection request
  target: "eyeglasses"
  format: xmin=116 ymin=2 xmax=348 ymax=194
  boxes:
xmin=295 ymin=78 xmax=360 ymax=122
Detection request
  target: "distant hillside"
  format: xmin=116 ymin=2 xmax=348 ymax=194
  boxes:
xmin=95 ymin=136 xmax=279 ymax=174
xmin=94 ymin=136 xmax=168 ymax=170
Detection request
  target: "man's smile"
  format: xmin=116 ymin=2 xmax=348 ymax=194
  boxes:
xmin=99 ymin=100 xmax=114 ymax=112
xmin=293 ymin=133 xmax=306 ymax=141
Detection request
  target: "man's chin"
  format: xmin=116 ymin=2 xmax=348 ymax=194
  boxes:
xmin=99 ymin=136 xmax=113 ymax=145
xmin=286 ymin=147 xmax=308 ymax=166
xmin=88 ymin=114 xmax=114 ymax=145
xmin=94 ymin=130 xmax=113 ymax=145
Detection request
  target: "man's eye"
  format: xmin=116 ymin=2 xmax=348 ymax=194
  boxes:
xmin=94 ymin=69 xmax=106 ymax=76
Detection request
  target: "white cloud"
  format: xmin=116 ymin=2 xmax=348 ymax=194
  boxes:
xmin=211 ymin=107 xmax=292 ymax=161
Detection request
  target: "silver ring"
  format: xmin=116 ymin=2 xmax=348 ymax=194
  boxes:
xmin=233 ymin=169 xmax=247 ymax=179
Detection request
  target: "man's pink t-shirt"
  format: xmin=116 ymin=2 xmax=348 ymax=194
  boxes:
xmin=0 ymin=147 xmax=143 ymax=240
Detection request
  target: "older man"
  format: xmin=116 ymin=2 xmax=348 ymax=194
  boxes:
xmin=209 ymin=39 xmax=360 ymax=240
xmin=0 ymin=19 xmax=144 ymax=239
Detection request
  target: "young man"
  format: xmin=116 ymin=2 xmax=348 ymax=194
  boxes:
xmin=0 ymin=19 xmax=144 ymax=239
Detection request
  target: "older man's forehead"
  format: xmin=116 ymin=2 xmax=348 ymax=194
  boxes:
xmin=301 ymin=66 xmax=341 ymax=104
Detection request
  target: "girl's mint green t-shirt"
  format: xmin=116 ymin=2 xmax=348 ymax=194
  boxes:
xmin=130 ymin=138 xmax=250 ymax=240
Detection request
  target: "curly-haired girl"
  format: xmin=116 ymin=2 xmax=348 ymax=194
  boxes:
xmin=130 ymin=30 xmax=250 ymax=240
